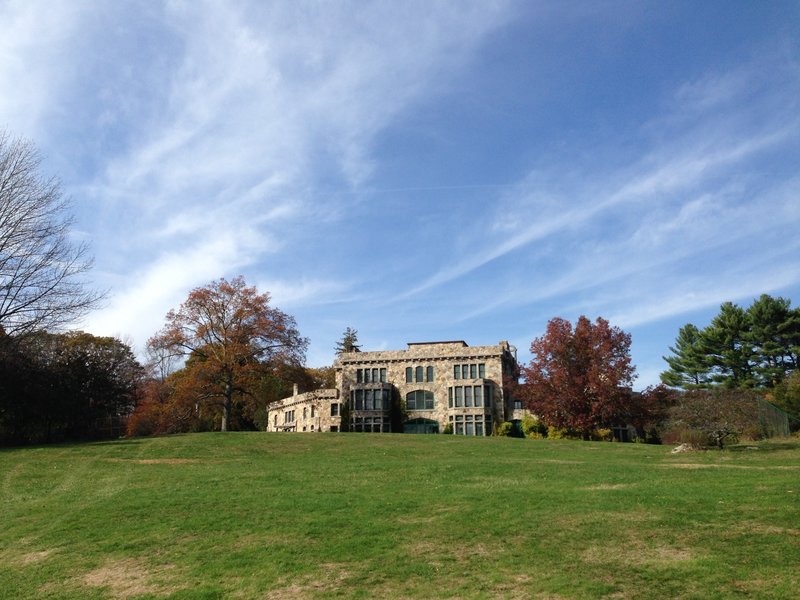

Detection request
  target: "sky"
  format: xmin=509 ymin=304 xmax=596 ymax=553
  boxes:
xmin=1 ymin=0 xmax=799 ymax=389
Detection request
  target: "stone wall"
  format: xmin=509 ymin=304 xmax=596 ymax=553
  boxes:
xmin=267 ymin=340 xmax=521 ymax=436
xmin=266 ymin=388 xmax=341 ymax=432
xmin=336 ymin=341 xmax=519 ymax=435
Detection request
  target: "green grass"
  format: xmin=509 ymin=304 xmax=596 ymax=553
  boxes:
xmin=2 ymin=434 xmax=799 ymax=599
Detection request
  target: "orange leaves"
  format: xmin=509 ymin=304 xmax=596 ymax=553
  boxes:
xmin=146 ymin=276 xmax=307 ymax=431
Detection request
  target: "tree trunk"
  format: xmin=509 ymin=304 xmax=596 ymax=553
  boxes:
xmin=221 ymin=373 xmax=233 ymax=432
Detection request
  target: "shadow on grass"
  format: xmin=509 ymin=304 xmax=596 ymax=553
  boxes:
xmin=727 ymin=438 xmax=800 ymax=453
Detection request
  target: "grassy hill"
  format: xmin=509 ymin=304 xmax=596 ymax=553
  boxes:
xmin=2 ymin=433 xmax=799 ymax=599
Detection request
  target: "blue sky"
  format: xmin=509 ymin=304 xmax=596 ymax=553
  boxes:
xmin=2 ymin=1 xmax=799 ymax=388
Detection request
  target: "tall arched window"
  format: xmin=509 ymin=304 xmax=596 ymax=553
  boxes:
xmin=406 ymin=390 xmax=434 ymax=410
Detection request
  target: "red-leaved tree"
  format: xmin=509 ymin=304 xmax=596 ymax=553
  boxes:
xmin=521 ymin=316 xmax=636 ymax=437
xmin=147 ymin=276 xmax=307 ymax=431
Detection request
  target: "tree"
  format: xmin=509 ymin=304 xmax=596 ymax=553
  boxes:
xmin=520 ymin=316 xmax=637 ymax=438
xmin=334 ymin=327 xmax=361 ymax=355
xmin=703 ymin=302 xmax=756 ymax=388
xmin=667 ymin=388 xmax=761 ymax=449
xmin=147 ymin=276 xmax=308 ymax=431
xmin=0 ymin=331 xmax=142 ymax=445
xmin=770 ymin=370 xmax=800 ymax=429
xmin=0 ymin=132 xmax=102 ymax=336
xmin=661 ymin=295 xmax=800 ymax=390
xmin=660 ymin=324 xmax=712 ymax=388
xmin=747 ymin=294 xmax=800 ymax=385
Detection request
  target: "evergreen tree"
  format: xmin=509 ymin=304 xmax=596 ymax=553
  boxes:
xmin=747 ymin=294 xmax=800 ymax=385
xmin=701 ymin=302 xmax=755 ymax=388
xmin=660 ymin=324 xmax=712 ymax=388
xmin=661 ymin=294 xmax=800 ymax=390
xmin=334 ymin=327 xmax=361 ymax=355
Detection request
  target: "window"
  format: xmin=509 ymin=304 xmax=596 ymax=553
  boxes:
xmin=406 ymin=367 xmax=412 ymax=383
xmin=415 ymin=366 xmax=423 ymax=382
xmin=364 ymin=368 xmax=371 ymax=383
xmin=372 ymin=368 xmax=378 ymax=382
xmin=485 ymin=384 xmax=492 ymax=407
xmin=354 ymin=389 xmax=363 ymax=410
xmin=364 ymin=390 xmax=374 ymax=410
xmin=474 ymin=385 xmax=482 ymax=407
xmin=406 ymin=390 xmax=434 ymax=410
xmin=465 ymin=386 xmax=473 ymax=407
xmin=514 ymin=400 xmax=523 ymax=410
xmin=380 ymin=368 xmax=387 ymax=382
xmin=454 ymin=363 xmax=487 ymax=380
xmin=450 ymin=414 xmax=488 ymax=436
xmin=426 ymin=366 xmax=434 ymax=382
xmin=357 ymin=369 xmax=363 ymax=383
xmin=273 ymin=414 xmax=277 ymax=426
xmin=331 ymin=403 xmax=339 ymax=417
xmin=311 ymin=405 xmax=315 ymax=418
xmin=303 ymin=407 xmax=307 ymax=419
xmin=284 ymin=410 xmax=295 ymax=423
xmin=448 ymin=387 xmax=453 ymax=408
xmin=330 ymin=425 xmax=338 ymax=432
xmin=353 ymin=416 xmax=389 ymax=433
xmin=455 ymin=386 xmax=463 ymax=407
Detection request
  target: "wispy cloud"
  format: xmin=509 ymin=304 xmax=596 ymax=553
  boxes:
xmin=39 ymin=2 xmax=514 ymax=348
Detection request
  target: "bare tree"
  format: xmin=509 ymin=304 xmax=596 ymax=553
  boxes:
xmin=0 ymin=131 xmax=102 ymax=336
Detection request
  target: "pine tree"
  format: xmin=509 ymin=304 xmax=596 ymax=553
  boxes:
xmin=660 ymin=324 xmax=712 ymax=388
xmin=334 ymin=327 xmax=361 ymax=355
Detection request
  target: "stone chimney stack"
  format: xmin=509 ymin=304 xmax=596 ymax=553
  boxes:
xmin=293 ymin=383 xmax=299 ymax=396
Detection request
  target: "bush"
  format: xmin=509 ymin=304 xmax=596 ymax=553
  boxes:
xmin=661 ymin=426 xmax=713 ymax=449
xmin=521 ymin=414 xmax=547 ymax=439
xmin=591 ymin=428 xmax=612 ymax=441
xmin=442 ymin=423 xmax=453 ymax=434
xmin=546 ymin=426 xmax=581 ymax=440
xmin=492 ymin=421 xmax=523 ymax=437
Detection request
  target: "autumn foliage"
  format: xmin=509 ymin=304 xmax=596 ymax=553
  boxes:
xmin=140 ymin=276 xmax=308 ymax=432
xmin=520 ymin=316 xmax=637 ymax=437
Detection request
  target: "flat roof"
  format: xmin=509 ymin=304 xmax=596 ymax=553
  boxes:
xmin=406 ymin=340 xmax=468 ymax=347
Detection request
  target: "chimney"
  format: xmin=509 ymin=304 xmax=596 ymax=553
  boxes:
xmin=293 ymin=383 xmax=299 ymax=396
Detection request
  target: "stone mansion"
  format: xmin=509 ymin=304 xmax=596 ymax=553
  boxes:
xmin=267 ymin=340 xmax=523 ymax=436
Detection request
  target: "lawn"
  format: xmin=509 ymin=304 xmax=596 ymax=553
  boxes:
xmin=1 ymin=433 xmax=799 ymax=599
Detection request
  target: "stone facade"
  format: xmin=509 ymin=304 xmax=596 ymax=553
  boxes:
xmin=268 ymin=340 xmax=521 ymax=436
xmin=267 ymin=387 xmax=341 ymax=433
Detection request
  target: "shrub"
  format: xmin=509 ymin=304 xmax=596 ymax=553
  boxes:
xmin=494 ymin=422 xmax=514 ymax=437
xmin=547 ymin=426 xmax=581 ymax=440
xmin=592 ymin=428 xmax=612 ymax=441
xmin=442 ymin=423 xmax=453 ymax=434
xmin=521 ymin=414 xmax=547 ymax=439
xmin=661 ymin=426 xmax=712 ymax=449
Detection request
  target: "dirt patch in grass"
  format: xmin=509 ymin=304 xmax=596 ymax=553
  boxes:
xmin=104 ymin=458 xmax=199 ymax=465
xmin=580 ymin=483 xmax=634 ymax=491
xmin=261 ymin=562 xmax=352 ymax=599
xmin=83 ymin=558 xmax=181 ymax=598
xmin=737 ymin=522 xmax=800 ymax=536
xmin=21 ymin=549 xmax=53 ymax=564
xmin=582 ymin=541 xmax=694 ymax=566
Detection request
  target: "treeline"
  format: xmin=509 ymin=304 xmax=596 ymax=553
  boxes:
xmin=128 ymin=361 xmax=333 ymax=437
xmin=0 ymin=332 xmax=142 ymax=445
xmin=661 ymin=294 xmax=800 ymax=389
xmin=660 ymin=294 xmax=800 ymax=421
